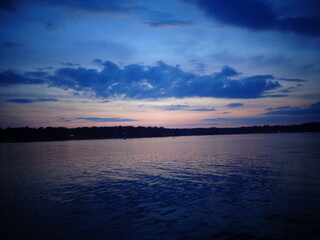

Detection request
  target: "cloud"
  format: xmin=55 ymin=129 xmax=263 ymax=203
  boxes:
xmin=279 ymin=78 xmax=306 ymax=82
xmin=277 ymin=17 xmax=320 ymax=37
xmin=1 ymin=0 xmax=192 ymax=29
xmin=265 ymin=106 xmax=299 ymax=111
xmin=0 ymin=0 xmax=134 ymax=14
xmin=146 ymin=19 xmax=193 ymax=28
xmin=0 ymin=41 xmax=24 ymax=49
xmin=5 ymin=98 xmax=58 ymax=103
xmin=226 ymin=103 xmax=244 ymax=107
xmin=189 ymin=108 xmax=216 ymax=111
xmin=6 ymin=99 xmax=34 ymax=104
xmin=164 ymin=104 xmax=189 ymax=111
xmin=131 ymin=7 xmax=194 ymax=28
xmin=151 ymin=104 xmax=216 ymax=111
xmin=75 ymin=117 xmax=137 ymax=122
xmin=202 ymin=115 xmax=319 ymax=125
xmin=265 ymin=101 xmax=320 ymax=115
xmin=36 ymin=66 xmax=55 ymax=71
xmin=279 ymin=87 xmax=299 ymax=93
xmin=184 ymin=0 xmax=276 ymax=30
xmin=51 ymin=0 xmax=132 ymax=13
xmin=0 ymin=0 xmax=18 ymax=12
xmin=58 ymin=117 xmax=137 ymax=122
xmin=183 ymin=0 xmax=320 ymax=36
xmin=0 ymin=70 xmax=46 ymax=85
xmin=203 ymin=118 xmax=232 ymax=122
xmin=44 ymin=19 xmax=62 ymax=31
xmin=24 ymin=71 xmax=48 ymax=78
xmin=60 ymin=62 xmax=81 ymax=67
xmin=262 ymin=94 xmax=288 ymax=98
xmin=188 ymin=60 xmax=206 ymax=74
xmin=58 ymin=117 xmax=72 ymax=122
xmin=0 ymin=60 xmax=282 ymax=99
xmin=35 ymin=98 xmax=59 ymax=102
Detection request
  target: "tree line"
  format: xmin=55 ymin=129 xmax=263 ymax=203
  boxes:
xmin=0 ymin=122 xmax=320 ymax=142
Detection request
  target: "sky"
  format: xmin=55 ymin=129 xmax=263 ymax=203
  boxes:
xmin=0 ymin=0 xmax=320 ymax=128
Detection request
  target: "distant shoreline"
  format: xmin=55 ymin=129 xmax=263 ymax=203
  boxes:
xmin=1 ymin=122 xmax=320 ymax=143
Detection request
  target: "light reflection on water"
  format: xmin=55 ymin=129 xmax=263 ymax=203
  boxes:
xmin=1 ymin=133 xmax=320 ymax=239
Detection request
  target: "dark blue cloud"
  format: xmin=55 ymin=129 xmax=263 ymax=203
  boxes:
xmin=203 ymin=118 xmax=231 ymax=122
xmin=164 ymin=105 xmax=189 ymax=111
xmin=279 ymin=87 xmax=299 ymax=93
xmin=36 ymin=66 xmax=54 ymax=71
xmin=0 ymin=60 xmax=282 ymax=99
xmin=6 ymin=99 xmax=34 ymax=103
xmin=203 ymin=115 xmax=320 ymax=125
xmin=0 ymin=41 xmax=24 ymax=49
xmin=226 ymin=103 xmax=244 ymax=107
xmin=189 ymin=108 xmax=216 ymax=111
xmin=0 ymin=70 xmax=46 ymax=85
xmin=265 ymin=106 xmax=299 ymax=111
xmin=265 ymin=101 xmax=320 ymax=115
xmin=44 ymin=19 xmax=61 ymax=31
xmin=134 ymin=7 xmax=194 ymax=28
xmin=0 ymin=0 xmax=133 ymax=13
xmin=35 ymin=98 xmax=58 ymax=102
xmin=146 ymin=19 xmax=192 ymax=28
xmin=0 ymin=0 xmax=18 ymax=12
xmin=60 ymin=62 xmax=81 ymax=67
xmin=184 ymin=0 xmax=276 ymax=30
xmin=1 ymin=0 xmax=192 ymax=29
xmin=184 ymin=0 xmax=320 ymax=36
xmin=24 ymin=71 xmax=48 ymax=78
xmin=277 ymin=17 xmax=320 ymax=37
xmin=48 ymin=60 xmax=281 ymax=99
xmin=5 ymin=98 xmax=58 ymax=103
xmin=156 ymin=105 xmax=216 ymax=111
xmin=279 ymin=78 xmax=306 ymax=82
xmin=50 ymin=0 xmax=131 ymax=13
xmin=75 ymin=117 xmax=137 ymax=122
xmin=128 ymin=6 xmax=192 ymax=28
xmin=262 ymin=94 xmax=288 ymax=98
xmin=58 ymin=117 xmax=72 ymax=122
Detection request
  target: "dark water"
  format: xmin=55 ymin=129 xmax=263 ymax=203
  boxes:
xmin=1 ymin=133 xmax=320 ymax=240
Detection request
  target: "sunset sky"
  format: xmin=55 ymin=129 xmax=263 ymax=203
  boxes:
xmin=0 ymin=0 xmax=320 ymax=128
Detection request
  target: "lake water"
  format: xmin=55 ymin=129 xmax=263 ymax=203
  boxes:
xmin=1 ymin=133 xmax=320 ymax=240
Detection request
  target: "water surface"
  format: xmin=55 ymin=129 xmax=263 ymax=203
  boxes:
xmin=1 ymin=133 xmax=320 ymax=239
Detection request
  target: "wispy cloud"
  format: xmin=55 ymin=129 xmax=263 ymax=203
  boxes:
xmin=278 ymin=78 xmax=306 ymax=83
xmin=0 ymin=70 xmax=46 ymax=85
xmin=59 ymin=117 xmax=137 ymax=122
xmin=0 ymin=41 xmax=24 ymax=49
xmin=44 ymin=19 xmax=62 ymax=31
xmin=226 ymin=103 xmax=244 ymax=107
xmin=265 ymin=106 xmax=299 ymax=111
xmin=146 ymin=19 xmax=193 ymax=28
xmin=5 ymin=98 xmax=58 ymax=103
xmin=131 ymin=6 xmax=194 ymax=28
xmin=60 ymin=62 xmax=81 ymax=67
xmin=59 ymin=117 xmax=72 ymax=122
xmin=189 ymin=108 xmax=216 ymax=111
xmin=265 ymin=102 xmax=320 ymax=115
xmin=202 ymin=116 xmax=318 ymax=125
xmin=75 ymin=117 xmax=137 ymax=122
xmin=0 ymin=0 xmax=133 ymax=14
xmin=163 ymin=104 xmax=189 ymax=111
